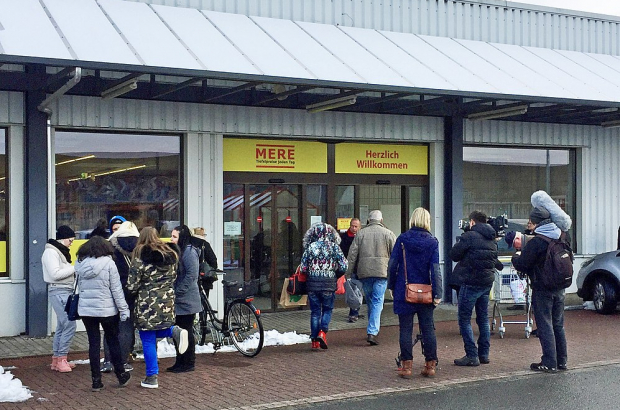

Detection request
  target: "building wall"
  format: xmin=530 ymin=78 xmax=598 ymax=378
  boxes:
xmin=129 ymin=0 xmax=620 ymax=54
xmin=465 ymin=119 xmax=620 ymax=255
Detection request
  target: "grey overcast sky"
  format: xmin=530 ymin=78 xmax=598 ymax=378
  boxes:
xmin=521 ymin=0 xmax=620 ymax=16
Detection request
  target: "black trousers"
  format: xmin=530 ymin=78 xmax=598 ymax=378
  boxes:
xmin=82 ymin=315 xmax=124 ymax=379
xmin=174 ymin=313 xmax=196 ymax=367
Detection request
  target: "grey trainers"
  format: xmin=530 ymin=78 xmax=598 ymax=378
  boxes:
xmin=100 ymin=361 xmax=113 ymax=373
xmin=141 ymin=375 xmax=158 ymax=389
xmin=123 ymin=363 xmax=133 ymax=372
xmin=454 ymin=355 xmax=480 ymax=366
xmin=172 ymin=326 xmax=189 ymax=354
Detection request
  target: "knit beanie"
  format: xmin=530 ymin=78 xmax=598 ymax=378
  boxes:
xmin=109 ymin=215 xmax=126 ymax=231
xmin=529 ymin=206 xmax=551 ymax=224
xmin=56 ymin=225 xmax=75 ymax=240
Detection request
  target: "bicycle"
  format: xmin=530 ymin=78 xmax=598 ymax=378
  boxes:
xmin=193 ymin=270 xmax=264 ymax=357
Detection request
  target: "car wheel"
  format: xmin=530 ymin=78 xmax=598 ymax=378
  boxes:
xmin=593 ymin=276 xmax=618 ymax=315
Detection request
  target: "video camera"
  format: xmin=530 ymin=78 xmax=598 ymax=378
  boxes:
xmin=459 ymin=214 xmax=508 ymax=238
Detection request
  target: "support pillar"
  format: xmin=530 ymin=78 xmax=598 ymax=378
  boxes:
xmin=24 ymin=65 xmax=49 ymax=337
xmin=443 ymin=116 xmax=464 ymax=303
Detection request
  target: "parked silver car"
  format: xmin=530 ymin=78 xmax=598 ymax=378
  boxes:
xmin=577 ymin=250 xmax=620 ymax=314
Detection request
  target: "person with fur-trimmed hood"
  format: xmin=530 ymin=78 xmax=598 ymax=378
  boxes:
xmin=512 ymin=190 xmax=572 ymax=373
xmin=100 ymin=221 xmax=140 ymax=374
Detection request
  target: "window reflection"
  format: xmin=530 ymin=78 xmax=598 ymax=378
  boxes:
xmin=55 ymin=132 xmax=180 ymax=239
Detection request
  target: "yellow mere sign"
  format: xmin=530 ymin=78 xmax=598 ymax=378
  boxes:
xmin=335 ymin=143 xmax=428 ymax=175
xmin=224 ymin=138 xmax=327 ymax=173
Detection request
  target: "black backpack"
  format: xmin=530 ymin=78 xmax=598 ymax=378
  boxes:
xmin=539 ymin=233 xmax=574 ymax=290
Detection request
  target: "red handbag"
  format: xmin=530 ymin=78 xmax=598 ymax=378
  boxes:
xmin=287 ymin=265 xmax=307 ymax=295
xmin=335 ymin=275 xmax=346 ymax=295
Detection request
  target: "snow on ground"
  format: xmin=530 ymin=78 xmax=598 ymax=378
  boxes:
xmin=0 ymin=366 xmax=32 ymax=403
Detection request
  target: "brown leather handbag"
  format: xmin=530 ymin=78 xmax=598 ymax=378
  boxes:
xmin=402 ymin=243 xmax=433 ymax=304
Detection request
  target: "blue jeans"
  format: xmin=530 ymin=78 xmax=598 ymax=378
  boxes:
xmin=49 ymin=287 xmax=77 ymax=357
xmin=139 ymin=327 xmax=173 ymax=377
xmin=532 ymin=289 xmax=567 ymax=368
xmin=308 ymin=291 xmax=335 ymax=339
xmin=361 ymin=277 xmax=388 ymax=336
xmin=458 ymin=284 xmax=492 ymax=359
xmin=398 ymin=304 xmax=437 ymax=362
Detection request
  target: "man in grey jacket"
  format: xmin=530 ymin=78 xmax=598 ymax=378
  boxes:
xmin=346 ymin=210 xmax=396 ymax=345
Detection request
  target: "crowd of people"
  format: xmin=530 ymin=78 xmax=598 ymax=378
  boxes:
xmin=42 ymin=216 xmax=217 ymax=391
xmin=42 ymin=189 xmax=572 ymax=391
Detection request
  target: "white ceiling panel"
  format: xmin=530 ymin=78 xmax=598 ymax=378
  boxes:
xmin=490 ymin=43 xmax=606 ymax=103
xmin=423 ymin=36 xmax=538 ymax=97
xmin=526 ymin=47 xmax=617 ymax=102
xmin=152 ymin=5 xmax=259 ymax=75
xmin=251 ymin=16 xmax=363 ymax=84
xmin=43 ymin=0 xmax=140 ymax=65
xmin=203 ymin=10 xmax=313 ymax=79
xmin=297 ymin=21 xmax=410 ymax=87
xmin=381 ymin=31 xmax=497 ymax=94
xmin=455 ymin=39 xmax=576 ymax=100
xmin=0 ymin=0 xmax=72 ymax=60
xmin=98 ymin=0 xmax=201 ymax=69
xmin=340 ymin=26 xmax=456 ymax=91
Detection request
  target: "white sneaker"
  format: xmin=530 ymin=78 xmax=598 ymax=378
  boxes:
xmin=172 ymin=326 xmax=189 ymax=354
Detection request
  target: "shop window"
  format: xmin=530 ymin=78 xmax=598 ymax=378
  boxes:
xmin=54 ymin=131 xmax=180 ymax=247
xmin=306 ymin=185 xmax=327 ymax=227
xmin=0 ymin=129 xmax=6 ymax=278
xmin=463 ymin=147 xmax=575 ymax=253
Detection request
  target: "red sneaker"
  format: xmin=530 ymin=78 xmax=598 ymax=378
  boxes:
xmin=317 ymin=331 xmax=328 ymax=349
xmin=311 ymin=341 xmax=320 ymax=350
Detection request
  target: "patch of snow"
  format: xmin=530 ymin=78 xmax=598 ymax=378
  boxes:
xmin=583 ymin=301 xmax=595 ymax=311
xmin=0 ymin=366 xmax=32 ymax=403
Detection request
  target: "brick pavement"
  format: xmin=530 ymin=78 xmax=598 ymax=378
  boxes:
xmin=1 ymin=302 xmax=618 ymax=410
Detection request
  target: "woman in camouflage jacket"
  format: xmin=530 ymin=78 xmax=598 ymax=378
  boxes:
xmin=126 ymin=227 xmax=188 ymax=389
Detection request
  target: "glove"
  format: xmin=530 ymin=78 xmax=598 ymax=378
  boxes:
xmin=120 ymin=311 xmax=129 ymax=322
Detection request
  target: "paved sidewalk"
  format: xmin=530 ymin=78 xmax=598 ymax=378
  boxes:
xmin=1 ymin=305 xmax=618 ymax=410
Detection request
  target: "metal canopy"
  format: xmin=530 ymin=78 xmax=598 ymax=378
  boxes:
xmin=2 ymin=0 xmax=620 ymax=125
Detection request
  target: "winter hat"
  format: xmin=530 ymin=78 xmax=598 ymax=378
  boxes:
xmin=109 ymin=215 xmax=126 ymax=231
xmin=109 ymin=221 xmax=140 ymax=239
xmin=529 ymin=206 xmax=551 ymax=224
xmin=504 ymin=231 xmax=516 ymax=248
xmin=56 ymin=225 xmax=75 ymax=240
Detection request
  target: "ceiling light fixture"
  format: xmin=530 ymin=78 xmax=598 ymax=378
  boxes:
xmin=67 ymin=164 xmax=147 ymax=182
xmin=601 ymin=119 xmax=620 ymax=129
xmin=101 ymin=79 xmax=138 ymax=100
xmin=55 ymin=154 xmax=95 ymax=166
xmin=306 ymin=95 xmax=358 ymax=113
xmin=468 ymin=104 xmax=529 ymax=121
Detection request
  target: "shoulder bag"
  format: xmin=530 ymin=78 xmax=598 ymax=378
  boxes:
xmin=64 ymin=278 xmax=81 ymax=321
xmin=402 ymin=243 xmax=433 ymax=304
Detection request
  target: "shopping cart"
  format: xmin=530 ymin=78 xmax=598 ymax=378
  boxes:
xmin=490 ymin=262 xmax=533 ymax=339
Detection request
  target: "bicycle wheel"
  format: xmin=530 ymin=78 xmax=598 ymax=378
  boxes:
xmin=227 ymin=301 xmax=264 ymax=357
xmin=193 ymin=310 xmax=208 ymax=346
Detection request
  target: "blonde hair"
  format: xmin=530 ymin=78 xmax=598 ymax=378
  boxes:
xmin=410 ymin=207 xmax=431 ymax=231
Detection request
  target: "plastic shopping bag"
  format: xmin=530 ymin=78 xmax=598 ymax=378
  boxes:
xmin=344 ymin=278 xmax=363 ymax=310
xmin=509 ymin=278 xmax=527 ymax=303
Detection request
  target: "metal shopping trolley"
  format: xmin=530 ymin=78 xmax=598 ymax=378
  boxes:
xmin=490 ymin=262 xmax=533 ymax=339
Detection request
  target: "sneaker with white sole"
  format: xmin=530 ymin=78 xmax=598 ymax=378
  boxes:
xmin=141 ymin=375 xmax=158 ymax=389
xmin=123 ymin=363 xmax=133 ymax=372
xmin=172 ymin=326 xmax=189 ymax=354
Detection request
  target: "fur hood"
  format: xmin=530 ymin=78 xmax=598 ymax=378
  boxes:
xmin=139 ymin=246 xmax=177 ymax=267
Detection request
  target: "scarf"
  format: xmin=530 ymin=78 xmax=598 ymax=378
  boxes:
xmin=47 ymin=239 xmax=72 ymax=264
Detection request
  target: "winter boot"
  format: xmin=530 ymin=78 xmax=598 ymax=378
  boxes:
xmin=91 ymin=377 xmax=104 ymax=392
xmin=56 ymin=356 xmax=72 ymax=373
xmin=317 ymin=331 xmax=328 ymax=349
xmin=50 ymin=356 xmax=58 ymax=371
xmin=311 ymin=340 xmax=320 ymax=350
xmin=397 ymin=360 xmax=413 ymax=379
xmin=421 ymin=360 xmax=437 ymax=377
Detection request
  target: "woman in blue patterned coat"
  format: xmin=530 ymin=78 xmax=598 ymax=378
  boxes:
xmin=300 ymin=222 xmax=348 ymax=350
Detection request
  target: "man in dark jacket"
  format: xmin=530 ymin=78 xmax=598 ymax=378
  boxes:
xmin=339 ymin=218 xmax=361 ymax=322
xmin=512 ymin=206 xmax=568 ymax=373
xmin=450 ymin=210 xmax=503 ymax=366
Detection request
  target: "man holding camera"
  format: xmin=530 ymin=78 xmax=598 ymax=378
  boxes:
xmin=450 ymin=210 xmax=504 ymax=366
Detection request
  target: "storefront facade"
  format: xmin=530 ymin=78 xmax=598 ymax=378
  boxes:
xmin=1 ymin=0 xmax=620 ymax=336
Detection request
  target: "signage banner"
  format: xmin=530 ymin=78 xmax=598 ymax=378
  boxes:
xmin=335 ymin=143 xmax=428 ymax=175
xmin=224 ymin=138 xmax=327 ymax=173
